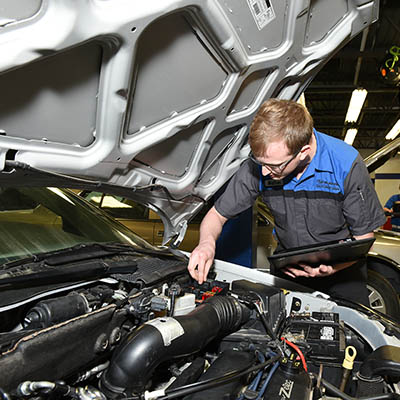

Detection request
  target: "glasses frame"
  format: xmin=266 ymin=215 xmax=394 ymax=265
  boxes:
xmin=250 ymin=149 xmax=301 ymax=172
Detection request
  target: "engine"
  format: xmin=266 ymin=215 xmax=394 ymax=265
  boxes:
xmin=0 ymin=262 xmax=400 ymax=400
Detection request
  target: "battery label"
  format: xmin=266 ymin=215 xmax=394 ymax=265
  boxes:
xmin=247 ymin=0 xmax=276 ymax=30
xmin=320 ymin=326 xmax=335 ymax=340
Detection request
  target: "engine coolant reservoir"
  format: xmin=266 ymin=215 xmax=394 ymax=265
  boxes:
xmin=265 ymin=354 xmax=311 ymax=400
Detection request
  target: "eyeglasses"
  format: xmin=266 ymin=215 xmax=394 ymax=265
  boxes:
xmin=249 ymin=149 xmax=301 ymax=172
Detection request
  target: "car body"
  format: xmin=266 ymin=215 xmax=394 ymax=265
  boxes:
xmin=79 ymin=187 xmax=400 ymax=317
xmin=78 ymin=190 xmax=211 ymax=252
xmin=367 ymin=229 xmax=400 ymax=314
xmin=1 ymin=186 xmax=400 ymax=400
xmin=2 ymin=1 xmax=400 ymax=399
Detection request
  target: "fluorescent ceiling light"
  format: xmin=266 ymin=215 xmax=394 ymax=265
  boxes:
xmin=345 ymin=88 xmax=368 ymax=123
xmin=385 ymin=119 xmax=400 ymax=140
xmin=344 ymin=128 xmax=358 ymax=145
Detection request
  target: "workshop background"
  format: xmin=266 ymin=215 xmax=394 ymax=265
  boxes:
xmin=303 ymin=0 xmax=400 ymax=205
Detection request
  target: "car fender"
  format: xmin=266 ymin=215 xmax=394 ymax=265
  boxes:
xmin=367 ymin=253 xmax=400 ymax=292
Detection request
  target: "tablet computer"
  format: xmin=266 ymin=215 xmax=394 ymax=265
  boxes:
xmin=268 ymin=237 xmax=375 ymax=270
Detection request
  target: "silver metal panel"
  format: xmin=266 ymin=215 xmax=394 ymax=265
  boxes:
xmin=216 ymin=0 xmax=288 ymax=53
xmin=229 ymin=69 xmax=273 ymax=113
xmin=0 ymin=0 xmax=41 ymax=24
xmin=128 ymin=13 xmax=228 ymax=134
xmin=0 ymin=44 xmax=100 ymax=146
xmin=134 ymin=121 xmax=207 ymax=177
xmin=200 ymin=125 xmax=245 ymax=184
xmin=305 ymin=0 xmax=348 ymax=45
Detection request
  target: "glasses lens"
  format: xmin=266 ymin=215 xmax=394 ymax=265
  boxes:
xmin=250 ymin=150 xmax=299 ymax=172
xmin=267 ymin=163 xmax=282 ymax=172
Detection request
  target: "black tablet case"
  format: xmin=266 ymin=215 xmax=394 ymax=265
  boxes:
xmin=268 ymin=237 xmax=375 ymax=270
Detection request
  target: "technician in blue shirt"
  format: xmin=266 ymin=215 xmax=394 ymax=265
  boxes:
xmin=384 ymin=185 xmax=400 ymax=232
xmin=187 ymin=99 xmax=386 ymax=305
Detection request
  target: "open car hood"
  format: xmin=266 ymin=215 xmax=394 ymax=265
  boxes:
xmin=0 ymin=0 xmax=379 ymax=245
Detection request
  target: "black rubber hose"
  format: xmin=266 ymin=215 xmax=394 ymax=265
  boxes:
xmin=157 ymin=354 xmax=281 ymax=400
xmin=359 ymin=345 xmax=400 ymax=379
xmin=321 ymin=378 xmax=400 ymax=400
xmin=169 ymin=292 xmax=176 ymax=317
xmin=101 ymin=296 xmax=250 ymax=397
xmin=182 ymin=349 xmax=255 ymax=400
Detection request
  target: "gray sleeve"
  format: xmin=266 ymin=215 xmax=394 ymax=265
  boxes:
xmin=214 ymin=159 xmax=260 ymax=219
xmin=342 ymin=154 xmax=386 ymax=235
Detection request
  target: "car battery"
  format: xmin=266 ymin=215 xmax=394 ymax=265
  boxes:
xmin=283 ymin=312 xmax=345 ymax=362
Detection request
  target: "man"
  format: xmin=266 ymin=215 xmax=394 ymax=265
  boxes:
xmin=383 ymin=184 xmax=400 ymax=232
xmin=187 ymin=99 xmax=386 ymax=305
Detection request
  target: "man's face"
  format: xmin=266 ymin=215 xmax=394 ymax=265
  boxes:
xmin=252 ymin=140 xmax=301 ymax=180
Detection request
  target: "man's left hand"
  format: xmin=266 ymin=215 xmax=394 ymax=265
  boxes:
xmin=283 ymin=264 xmax=334 ymax=278
xmin=283 ymin=260 xmax=356 ymax=278
xmin=282 ymin=234 xmax=373 ymax=279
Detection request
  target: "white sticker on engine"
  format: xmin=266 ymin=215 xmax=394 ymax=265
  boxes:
xmin=146 ymin=317 xmax=184 ymax=346
xmin=279 ymin=379 xmax=294 ymax=399
xmin=320 ymin=326 xmax=334 ymax=340
xmin=247 ymin=0 xmax=276 ymax=31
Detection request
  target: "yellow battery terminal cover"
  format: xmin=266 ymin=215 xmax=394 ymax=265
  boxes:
xmin=342 ymin=346 xmax=357 ymax=370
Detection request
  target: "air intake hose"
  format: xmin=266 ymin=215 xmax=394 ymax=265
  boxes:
xmin=359 ymin=345 xmax=400 ymax=379
xmin=101 ymin=295 xmax=250 ymax=397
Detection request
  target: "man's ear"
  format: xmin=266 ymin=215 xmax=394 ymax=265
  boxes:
xmin=299 ymin=144 xmax=311 ymax=160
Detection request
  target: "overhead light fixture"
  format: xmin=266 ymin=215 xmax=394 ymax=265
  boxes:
xmin=345 ymin=88 xmax=368 ymax=123
xmin=344 ymin=128 xmax=358 ymax=145
xmin=385 ymin=119 xmax=400 ymax=140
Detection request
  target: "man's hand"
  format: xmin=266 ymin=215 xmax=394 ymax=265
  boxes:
xmin=186 ymin=206 xmax=227 ymax=284
xmin=282 ymin=233 xmax=374 ymax=279
xmin=187 ymin=240 xmax=216 ymax=284
xmin=283 ymin=260 xmax=356 ymax=278
xmin=283 ymin=264 xmax=336 ymax=278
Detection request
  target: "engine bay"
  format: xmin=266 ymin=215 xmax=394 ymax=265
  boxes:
xmin=0 ymin=257 xmax=400 ymax=400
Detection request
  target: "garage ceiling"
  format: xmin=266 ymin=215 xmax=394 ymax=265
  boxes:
xmin=305 ymin=0 xmax=400 ymax=150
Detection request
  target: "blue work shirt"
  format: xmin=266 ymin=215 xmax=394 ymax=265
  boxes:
xmin=384 ymin=193 xmax=400 ymax=229
xmin=215 ymin=130 xmax=386 ymax=250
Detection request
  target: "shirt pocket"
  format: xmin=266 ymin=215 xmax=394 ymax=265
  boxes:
xmin=261 ymin=192 xmax=288 ymax=228
xmin=307 ymin=197 xmax=345 ymax=236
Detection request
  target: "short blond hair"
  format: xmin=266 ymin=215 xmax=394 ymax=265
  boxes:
xmin=249 ymin=98 xmax=313 ymax=156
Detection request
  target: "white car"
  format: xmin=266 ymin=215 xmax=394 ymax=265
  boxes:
xmin=1 ymin=1 xmax=400 ymax=400
xmin=364 ymin=138 xmax=400 ymax=317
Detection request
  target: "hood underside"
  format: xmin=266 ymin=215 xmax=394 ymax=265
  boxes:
xmin=0 ymin=0 xmax=379 ymax=244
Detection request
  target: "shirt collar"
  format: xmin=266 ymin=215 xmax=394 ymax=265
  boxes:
xmin=313 ymin=129 xmax=334 ymax=173
xmin=296 ymin=129 xmax=333 ymax=183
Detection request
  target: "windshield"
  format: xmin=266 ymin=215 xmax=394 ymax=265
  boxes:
xmin=0 ymin=187 xmax=154 ymax=265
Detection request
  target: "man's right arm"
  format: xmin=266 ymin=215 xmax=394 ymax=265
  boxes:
xmin=187 ymin=206 xmax=227 ymax=284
